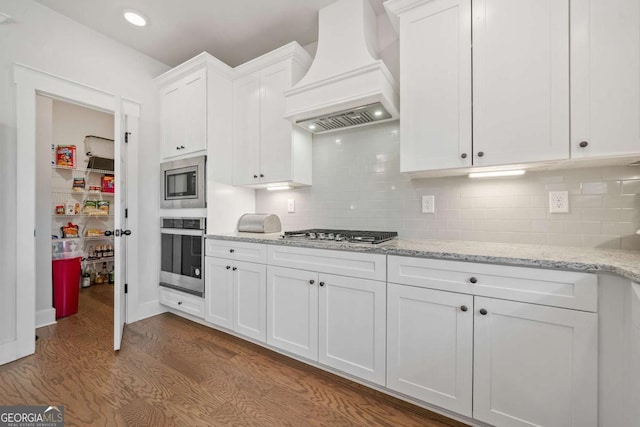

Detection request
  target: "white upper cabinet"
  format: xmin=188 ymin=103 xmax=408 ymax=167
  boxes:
xmin=472 ymin=0 xmax=570 ymax=167
xmin=391 ymin=0 xmax=472 ymax=172
xmin=233 ymin=43 xmax=313 ymax=187
xmin=159 ymin=67 xmax=207 ymax=159
xmin=156 ymin=54 xmax=234 ymax=167
xmin=571 ymin=0 xmax=640 ymax=158
xmin=387 ymin=0 xmax=571 ymax=172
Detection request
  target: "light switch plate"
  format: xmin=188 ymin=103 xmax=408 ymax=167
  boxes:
xmin=421 ymin=195 xmax=435 ymax=214
xmin=287 ymin=199 xmax=295 ymax=213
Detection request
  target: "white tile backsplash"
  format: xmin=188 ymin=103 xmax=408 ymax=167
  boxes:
xmin=256 ymin=121 xmax=640 ymax=250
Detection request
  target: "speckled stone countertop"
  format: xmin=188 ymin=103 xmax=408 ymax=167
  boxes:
xmin=206 ymin=232 xmax=640 ymax=283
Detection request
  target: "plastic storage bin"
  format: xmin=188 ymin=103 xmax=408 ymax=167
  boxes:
xmin=52 ymin=257 xmax=81 ymax=319
xmin=52 ymin=239 xmax=83 ymax=260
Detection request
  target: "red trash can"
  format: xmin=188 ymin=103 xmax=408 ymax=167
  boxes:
xmin=52 ymin=257 xmax=82 ymax=319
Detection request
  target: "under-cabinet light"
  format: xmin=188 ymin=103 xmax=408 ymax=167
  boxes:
xmin=266 ymin=185 xmax=291 ymax=191
xmin=468 ymin=170 xmax=526 ymax=178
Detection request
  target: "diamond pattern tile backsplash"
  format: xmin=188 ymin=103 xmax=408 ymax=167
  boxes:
xmin=256 ymin=121 xmax=640 ymax=250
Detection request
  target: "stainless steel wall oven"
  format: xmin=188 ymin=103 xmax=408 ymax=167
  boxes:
xmin=160 ymin=217 xmax=205 ymax=297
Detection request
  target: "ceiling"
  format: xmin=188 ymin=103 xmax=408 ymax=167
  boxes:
xmin=34 ymin=0 xmax=387 ymax=68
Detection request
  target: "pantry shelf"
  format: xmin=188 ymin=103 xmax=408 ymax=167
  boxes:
xmin=51 ymin=165 xmax=114 ymax=175
xmin=52 ymin=190 xmax=114 ymax=196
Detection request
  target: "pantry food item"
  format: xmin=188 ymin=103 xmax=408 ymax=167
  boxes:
xmin=85 ymin=228 xmax=105 ymax=237
xmin=72 ymin=177 xmax=86 ymax=192
xmin=55 ymin=205 xmax=65 ymax=215
xmin=56 ymin=145 xmax=76 ymax=168
xmin=88 ymin=185 xmax=101 ymax=193
xmin=61 ymin=222 xmax=79 ymax=238
xmin=101 ymin=175 xmax=114 ymax=193
xmin=97 ymin=200 xmax=110 ymax=215
xmin=65 ymin=200 xmax=77 ymax=215
xmin=83 ymin=200 xmax=99 ymax=215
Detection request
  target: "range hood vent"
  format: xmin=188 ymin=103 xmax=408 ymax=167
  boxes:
xmin=284 ymin=0 xmax=399 ymax=133
xmin=297 ymin=102 xmax=392 ymax=134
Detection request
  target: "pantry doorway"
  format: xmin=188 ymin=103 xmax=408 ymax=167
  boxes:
xmin=6 ymin=64 xmax=138 ymax=364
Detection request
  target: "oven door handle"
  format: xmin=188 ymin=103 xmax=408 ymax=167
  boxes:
xmin=160 ymin=228 xmax=204 ymax=236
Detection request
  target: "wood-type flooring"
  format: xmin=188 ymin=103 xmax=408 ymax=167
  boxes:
xmin=0 ymin=284 xmax=467 ymax=426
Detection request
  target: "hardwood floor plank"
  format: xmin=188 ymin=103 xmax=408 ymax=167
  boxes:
xmin=0 ymin=284 xmax=466 ymax=426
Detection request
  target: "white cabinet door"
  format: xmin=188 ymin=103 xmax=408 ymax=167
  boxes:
xmin=232 ymin=76 xmax=261 ymax=185
xmin=258 ymin=62 xmax=292 ymax=184
xmin=267 ymin=266 xmax=318 ymax=360
xmin=204 ymin=257 xmax=233 ymax=329
xmin=318 ymin=274 xmax=386 ymax=386
xmin=473 ymin=297 xmax=598 ymax=427
xmin=160 ymin=84 xmax=183 ymax=159
xmin=571 ymin=0 xmax=640 ymax=158
xmin=183 ymin=68 xmax=207 ymax=155
xmin=233 ymin=260 xmax=267 ymax=342
xmin=160 ymin=68 xmax=207 ymax=159
xmin=473 ymin=0 xmax=569 ymax=166
xmin=398 ymin=0 xmax=472 ymax=172
xmin=387 ymin=284 xmax=473 ymax=417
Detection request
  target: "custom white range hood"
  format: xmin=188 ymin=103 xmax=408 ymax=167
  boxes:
xmin=284 ymin=0 xmax=399 ymax=134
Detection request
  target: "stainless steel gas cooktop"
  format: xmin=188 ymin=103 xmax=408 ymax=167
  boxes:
xmin=282 ymin=229 xmax=398 ymax=244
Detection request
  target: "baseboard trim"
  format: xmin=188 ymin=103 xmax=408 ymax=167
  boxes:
xmin=36 ymin=308 xmax=56 ymax=328
xmin=130 ymin=299 xmax=166 ymax=323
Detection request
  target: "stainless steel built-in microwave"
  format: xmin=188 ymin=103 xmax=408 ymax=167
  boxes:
xmin=160 ymin=155 xmax=206 ymax=209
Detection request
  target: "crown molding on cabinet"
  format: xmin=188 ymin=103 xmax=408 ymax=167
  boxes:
xmin=233 ymin=42 xmax=312 ymax=78
xmin=154 ymin=52 xmax=234 ymax=86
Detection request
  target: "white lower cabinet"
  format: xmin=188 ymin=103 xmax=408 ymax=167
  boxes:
xmin=204 ymin=256 xmax=266 ymax=342
xmin=387 ymin=281 xmax=598 ymax=426
xmin=266 ymin=266 xmax=319 ymax=360
xmin=473 ymin=297 xmax=598 ymax=427
xmin=267 ymin=266 xmax=386 ymax=385
xmin=387 ymin=284 xmax=473 ymax=417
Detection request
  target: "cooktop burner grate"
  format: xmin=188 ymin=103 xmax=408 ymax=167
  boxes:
xmin=282 ymin=229 xmax=398 ymax=244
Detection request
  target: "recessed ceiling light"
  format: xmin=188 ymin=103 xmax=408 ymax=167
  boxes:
xmin=308 ymin=124 xmax=316 ymax=130
xmin=124 ymin=10 xmax=147 ymax=27
xmin=468 ymin=170 xmax=526 ymax=178
xmin=374 ymin=110 xmax=383 ymax=117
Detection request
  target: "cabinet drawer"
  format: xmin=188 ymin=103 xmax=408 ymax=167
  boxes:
xmin=205 ymin=239 xmax=267 ymax=263
xmin=388 ymin=256 xmax=597 ymax=312
xmin=268 ymin=246 xmax=386 ymax=281
xmin=160 ymin=288 xmax=205 ymax=318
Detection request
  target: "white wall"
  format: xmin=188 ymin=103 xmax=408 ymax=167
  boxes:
xmin=0 ymin=0 xmax=170 ymax=345
xmin=256 ymin=121 xmax=640 ymax=250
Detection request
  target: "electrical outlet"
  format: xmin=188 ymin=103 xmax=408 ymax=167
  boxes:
xmin=287 ymin=199 xmax=295 ymax=213
xmin=549 ymin=191 xmax=569 ymax=213
xmin=421 ymin=195 xmax=435 ymax=214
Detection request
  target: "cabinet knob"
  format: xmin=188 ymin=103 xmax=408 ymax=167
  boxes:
xmin=460 ymin=305 xmax=468 ymax=312
xmin=229 ymin=249 xmax=235 ymax=253
xmin=479 ymin=308 xmax=488 ymax=315
xmin=579 ymin=141 xmax=589 ymax=148
xmin=226 ymin=265 xmax=231 ymax=270
xmin=178 ymin=301 xmax=183 ymax=305
xmin=309 ymin=280 xmax=315 ymax=285
xmin=253 ymin=175 xmax=258 ymax=179
xmin=260 ymin=174 xmax=264 ymax=178
xmin=319 ymin=282 xmax=325 ymax=287
xmin=461 ymin=153 xmax=467 ymax=159
xmin=477 ymin=151 xmax=485 ymax=157
xmin=469 ymin=277 xmax=478 ymax=284
xmin=232 ymin=267 xmax=237 ymax=271
xmin=176 ymin=146 xmax=180 ymax=150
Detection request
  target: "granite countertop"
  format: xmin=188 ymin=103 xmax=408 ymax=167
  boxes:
xmin=206 ymin=232 xmax=640 ymax=283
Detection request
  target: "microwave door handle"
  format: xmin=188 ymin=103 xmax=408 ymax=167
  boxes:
xmin=160 ymin=228 xmax=204 ymax=236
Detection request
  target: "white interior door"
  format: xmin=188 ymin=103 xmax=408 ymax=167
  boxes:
xmin=113 ymin=99 xmax=138 ymax=351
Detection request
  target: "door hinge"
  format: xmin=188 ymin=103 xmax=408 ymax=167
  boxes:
xmin=125 ymin=208 xmax=128 ymax=218
xmin=125 ymin=132 xmax=131 ymax=143
xmin=125 ymin=283 xmax=128 ymax=294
